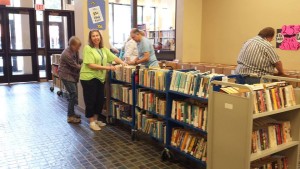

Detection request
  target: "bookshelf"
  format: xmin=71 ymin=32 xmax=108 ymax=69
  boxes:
xmin=135 ymin=68 xmax=172 ymax=144
xmin=207 ymin=76 xmax=300 ymax=169
xmin=109 ymin=66 xmax=249 ymax=168
xmin=109 ymin=67 xmax=137 ymax=140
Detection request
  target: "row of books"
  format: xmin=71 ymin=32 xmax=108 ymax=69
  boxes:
xmin=111 ymin=84 xmax=133 ymax=105
xmin=250 ymin=82 xmax=296 ymax=114
xmin=170 ymin=70 xmax=224 ymax=98
xmin=220 ymin=81 xmax=297 ymax=114
xmin=51 ymin=54 xmax=61 ymax=65
xmin=138 ymin=68 xmax=170 ymax=91
xmin=135 ymin=111 xmax=166 ymax=143
xmin=251 ymin=155 xmax=288 ymax=169
xmin=52 ymin=65 xmax=59 ymax=76
xmin=110 ymin=100 xmax=132 ymax=122
xmin=171 ymin=128 xmax=207 ymax=161
xmin=171 ymin=100 xmax=208 ymax=131
xmin=136 ymin=89 xmax=166 ymax=116
xmin=252 ymin=117 xmax=292 ymax=153
xmin=113 ymin=65 xmax=136 ymax=83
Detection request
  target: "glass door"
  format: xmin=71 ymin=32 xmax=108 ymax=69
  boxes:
xmin=44 ymin=10 xmax=75 ymax=79
xmin=0 ymin=7 xmax=38 ymax=83
xmin=0 ymin=9 xmax=5 ymax=83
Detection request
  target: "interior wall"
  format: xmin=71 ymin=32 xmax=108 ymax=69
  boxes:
xmin=176 ymin=0 xmax=202 ymax=63
xmin=75 ymin=0 xmax=110 ymax=109
xmin=201 ymin=0 xmax=300 ymax=70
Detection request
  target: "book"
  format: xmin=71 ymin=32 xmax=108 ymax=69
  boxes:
xmin=221 ymin=82 xmax=297 ymax=114
xmin=171 ymin=100 xmax=208 ymax=130
xmin=252 ymin=117 xmax=292 ymax=153
xmin=112 ymin=65 xmax=136 ymax=83
xmin=138 ymin=68 xmax=170 ymax=91
xmin=135 ymin=110 xmax=166 ymax=142
xmin=171 ymin=128 xmax=207 ymax=160
xmin=110 ymin=100 xmax=132 ymax=122
xmin=251 ymin=155 xmax=288 ymax=169
xmin=137 ymin=89 xmax=166 ymax=116
xmin=111 ymin=84 xmax=132 ymax=104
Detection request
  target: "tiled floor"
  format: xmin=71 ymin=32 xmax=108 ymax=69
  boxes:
xmin=0 ymin=82 xmax=201 ymax=169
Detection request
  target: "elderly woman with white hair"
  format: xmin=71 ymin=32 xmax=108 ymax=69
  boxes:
xmin=58 ymin=36 xmax=83 ymax=123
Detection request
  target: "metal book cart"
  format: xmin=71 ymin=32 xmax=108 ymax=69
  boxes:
xmin=49 ymin=54 xmax=65 ymax=96
xmin=207 ymin=75 xmax=300 ymax=169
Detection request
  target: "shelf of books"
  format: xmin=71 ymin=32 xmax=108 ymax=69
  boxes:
xmin=207 ymin=76 xmax=300 ymax=169
xmin=109 ymin=65 xmax=136 ymax=130
xmin=135 ymin=68 xmax=171 ymax=144
xmin=165 ymin=70 xmax=231 ymax=167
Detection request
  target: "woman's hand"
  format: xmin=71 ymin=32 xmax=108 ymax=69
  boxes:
xmin=107 ymin=65 xmax=116 ymax=71
xmin=122 ymin=62 xmax=129 ymax=66
xmin=126 ymin=61 xmax=135 ymax=65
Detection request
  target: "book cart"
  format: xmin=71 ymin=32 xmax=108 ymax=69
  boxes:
xmin=49 ymin=54 xmax=65 ymax=96
xmin=207 ymin=75 xmax=300 ymax=169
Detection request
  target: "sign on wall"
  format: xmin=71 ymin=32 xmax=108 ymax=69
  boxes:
xmin=88 ymin=0 xmax=106 ymax=30
xmin=276 ymin=25 xmax=300 ymax=50
xmin=0 ymin=0 xmax=10 ymax=5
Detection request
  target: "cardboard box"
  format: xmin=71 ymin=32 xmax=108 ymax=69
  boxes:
xmin=204 ymin=65 xmax=223 ymax=74
xmin=222 ymin=66 xmax=237 ymax=75
xmin=190 ymin=64 xmax=205 ymax=72
xmin=177 ymin=63 xmax=192 ymax=70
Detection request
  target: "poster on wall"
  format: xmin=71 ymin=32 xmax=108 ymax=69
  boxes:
xmin=0 ymin=0 xmax=11 ymax=5
xmin=276 ymin=25 xmax=300 ymax=50
xmin=88 ymin=0 xmax=106 ymax=30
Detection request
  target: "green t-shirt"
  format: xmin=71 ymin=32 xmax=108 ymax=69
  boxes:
xmin=80 ymin=45 xmax=117 ymax=83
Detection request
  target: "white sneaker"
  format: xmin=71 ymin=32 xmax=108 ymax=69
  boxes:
xmin=96 ymin=121 xmax=107 ymax=127
xmin=90 ymin=122 xmax=101 ymax=131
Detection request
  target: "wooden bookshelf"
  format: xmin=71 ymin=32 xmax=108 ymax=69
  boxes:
xmin=207 ymin=76 xmax=300 ymax=169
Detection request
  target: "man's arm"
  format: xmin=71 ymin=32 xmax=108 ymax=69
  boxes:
xmin=274 ymin=61 xmax=286 ymax=76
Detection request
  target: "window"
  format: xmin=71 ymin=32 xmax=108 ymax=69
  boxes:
xmin=109 ymin=4 xmax=132 ymax=48
xmin=137 ymin=6 xmax=143 ymax=24
xmin=44 ymin=0 xmax=62 ymax=9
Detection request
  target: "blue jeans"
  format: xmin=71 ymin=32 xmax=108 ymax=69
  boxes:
xmin=62 ymin=80 xmax=78 ymax=117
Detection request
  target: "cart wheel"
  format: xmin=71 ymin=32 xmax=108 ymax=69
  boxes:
xmin=57 ymin=91 xmax=63 ymax=96
xmin=131 ymin=129 xmax=137 ymax=141
xmin=50 ymin=87 xmax=54 ymax=92
xmin=161 ymin=148 xmax=174 ymax=162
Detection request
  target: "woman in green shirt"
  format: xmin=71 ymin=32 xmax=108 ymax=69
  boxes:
xmin=80 ymin=30 xmax=127 ymax=131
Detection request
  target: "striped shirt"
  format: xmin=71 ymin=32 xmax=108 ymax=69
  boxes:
xmin=235 ymin=36 xmax=280 ymax=77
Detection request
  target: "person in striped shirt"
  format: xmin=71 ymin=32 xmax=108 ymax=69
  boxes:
xmin=235 ymin=27 xmax=285 ymax=84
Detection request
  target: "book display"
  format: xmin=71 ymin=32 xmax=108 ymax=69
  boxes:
xmin=207 ymin=75 xmax=300 ymax=169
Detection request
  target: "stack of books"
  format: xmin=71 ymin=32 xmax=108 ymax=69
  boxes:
xmin=113 ymin=65 xmax=136 ymax=83
xmin=171 ymin=100 xmax=208 ymax=130
xmin=251 ymin=155 xmax=288 ymax=169
xmin=138 ymin=68 xmax=170 ymax=91
xmin=252 ymin=117 xmax=292 ymax=153
xmin=136 ymin=111 xmax=166 ymax=143
xmin=110 ymin=100 xmax=132 ymax=122
xmin=137 ymin=89 xmax=166 ymax=116
xmin=171 ymin=128 xmax=207 ymax=161
xmin=170 ymin=70 xmax=224 ymax=98
xmin=111 ymin=84 xmax=132 ymax=105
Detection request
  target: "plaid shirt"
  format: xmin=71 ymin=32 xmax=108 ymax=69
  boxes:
xmin=58 ymin=47 xmax=82 ymax=82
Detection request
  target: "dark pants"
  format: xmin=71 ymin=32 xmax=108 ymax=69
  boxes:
xmin=243 ymin=76 xmax=261 ymax=85
xmin=62 ymin=79 xmax=78 ymax=117
xmin=80 ymin=78 xmax=105 ymax=118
